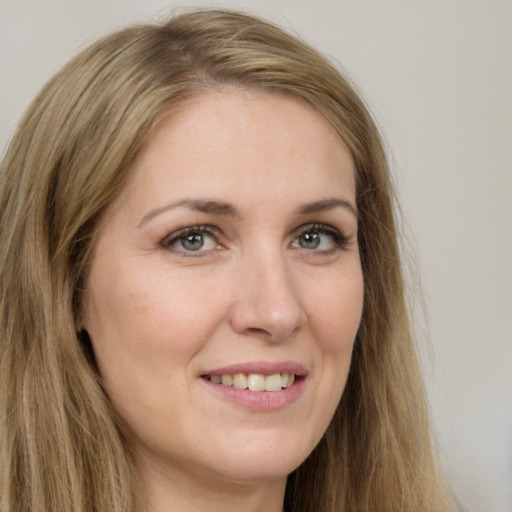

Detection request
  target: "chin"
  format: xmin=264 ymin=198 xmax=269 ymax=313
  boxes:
xmin=192 ymin=430 xmax=317 ymax=485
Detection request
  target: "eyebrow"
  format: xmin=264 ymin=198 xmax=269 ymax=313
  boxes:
xmin=138 ymin=198 xmax=240 ymax=227
xmin=296 ymin=197 xmax=358 ymax=218
xmin=138 ymin=196 xmax=357 ymax=228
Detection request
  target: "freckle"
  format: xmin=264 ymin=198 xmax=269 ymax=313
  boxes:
xmin=132 ymin=302 xmax=148 ymax=314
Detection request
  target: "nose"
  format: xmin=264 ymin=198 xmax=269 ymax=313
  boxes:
xmin=229 ymin=249 xmax=307 ymax=342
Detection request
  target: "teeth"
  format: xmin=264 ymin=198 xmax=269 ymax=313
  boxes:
xmin=233 ymin=373 xmax=248 ymax=389
xmin=265 ymin=373 xmax=282 ymax=392
xmin=248 ymin=373 xmax=265 ymax=391
xmin=207 ymin=372 xmax=296 ymax=392
xmin=221 ymin=374 xmax=233 ymax=386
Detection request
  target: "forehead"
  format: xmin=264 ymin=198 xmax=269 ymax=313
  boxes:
xmin=150 ymin=88 xmax=347 ymax=151
xmin=114 ymin=88 xmax=356 ymax=215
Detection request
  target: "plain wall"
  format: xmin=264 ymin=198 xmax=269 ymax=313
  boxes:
xmin=1 ymin=1 xmax=511 ymax=511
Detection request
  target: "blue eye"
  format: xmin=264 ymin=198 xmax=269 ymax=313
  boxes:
xmin=292 ymin=224 xmax=347 ymax=252
xmin=162 ymin=226 xmax=219 ymax=253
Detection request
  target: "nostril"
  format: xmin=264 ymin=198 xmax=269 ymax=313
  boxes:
xmin=246 ymin=327 xmax=269 ymax=336
xmin=244 ymin=324 xmax=301 ymax=342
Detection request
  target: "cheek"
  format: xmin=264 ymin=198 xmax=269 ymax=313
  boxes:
xmin=292 ymin=269 xmax=363 ymax=452
xmin=84 ymin=263 xmax=230 ymax=371
xmin=309 ymin=268 xmax=363 ymax=407
xmin=82 ymin=265 xmax=230 ymax=430
xmin=135 ymin=268 xmax=232 ymax=346
xmin=308 ymin=269 xmax=364 ymax=354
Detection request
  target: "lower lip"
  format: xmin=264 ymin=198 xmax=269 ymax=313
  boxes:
xmin=201 ymin=377 xmax=306 ymax=411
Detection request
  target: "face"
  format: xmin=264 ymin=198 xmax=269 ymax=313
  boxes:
xmin=83 ymin=89 xmax=363 ymax=489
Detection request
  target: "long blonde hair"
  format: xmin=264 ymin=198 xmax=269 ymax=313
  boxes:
xmin=0 ymin=9 xmax=454 ymax=511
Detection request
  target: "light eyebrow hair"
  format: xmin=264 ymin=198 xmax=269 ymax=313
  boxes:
xmin=137 ymin=198 xmax=240 ymax=227
xmin=297 ymin=197 xmax=358 ymax=218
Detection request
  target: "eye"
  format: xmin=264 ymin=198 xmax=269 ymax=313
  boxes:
xmin=161 ymin=226 xmax=220 ymax=254
xmin=292 ymin=224 xmax=348 ymax=253
xmin=296 ymin=231 xmax=322 ymax=249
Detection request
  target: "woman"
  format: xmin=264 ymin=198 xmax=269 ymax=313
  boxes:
xmin=0 ymin=8 xmax=455 ymax=512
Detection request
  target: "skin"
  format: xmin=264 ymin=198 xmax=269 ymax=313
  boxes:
xmin=83 ymin=89 xmax=364 ymax=512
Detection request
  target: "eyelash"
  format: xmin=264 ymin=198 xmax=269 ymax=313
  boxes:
xmin=161 ymin=225 xmax=221 ymax=256
xmin=295 ymin=223 xmax=349 ymax=254
xmin=160 ymin=223 xmax=349 ymax=257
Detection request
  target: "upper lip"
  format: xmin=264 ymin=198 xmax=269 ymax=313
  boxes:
xmin=201 ymin=361 xmax=308 ymax=377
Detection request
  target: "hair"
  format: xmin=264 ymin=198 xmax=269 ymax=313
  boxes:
xmin=0 ymin=8 xmax=455 ymax=512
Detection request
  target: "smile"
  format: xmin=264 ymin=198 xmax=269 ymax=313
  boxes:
xmin=200 ymin=363 xmax=307 ymax=411
xmin=204 ymin=372 xmax=295 ymax=392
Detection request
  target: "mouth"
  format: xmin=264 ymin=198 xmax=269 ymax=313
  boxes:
xmin=200 ymin=362 xmax=307 ymax=411
xmin=202 ymin=372 xmax=297 ymax=392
